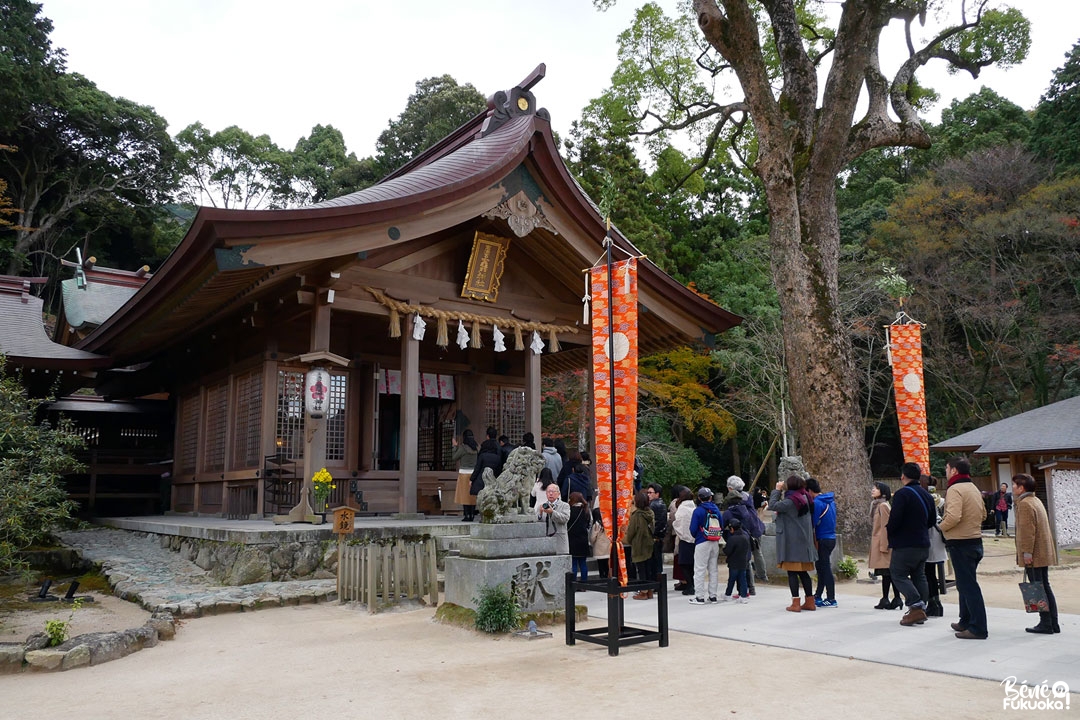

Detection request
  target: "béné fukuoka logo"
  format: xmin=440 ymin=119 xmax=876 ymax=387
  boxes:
xmin=1001 ymin=676 xmax=1071 ymax=711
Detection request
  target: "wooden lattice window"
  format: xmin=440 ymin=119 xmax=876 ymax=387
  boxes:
xmin=203 ymin=382 xmax=228 ymax=472
xmin=486 ymin=385 xmax=525 ymax=444
xmin=232 ymin=369 xmax=263 ymax=468
xmin=325 ymin=372 xmax=347 ymax=463
xmin=276 ymin=370 xmax=305 ymax=461
xmin=177 ymin=393 xmax=200 ymax=474
xmin=440 ymin=419 xmax=455 ymax=470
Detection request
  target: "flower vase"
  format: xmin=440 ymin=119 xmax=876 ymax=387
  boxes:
xmin=314 ymin=497 xmax=327 ymax=516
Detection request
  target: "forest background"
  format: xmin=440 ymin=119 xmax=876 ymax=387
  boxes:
xmin=2 ymin=1 xmax=1079 ymax=510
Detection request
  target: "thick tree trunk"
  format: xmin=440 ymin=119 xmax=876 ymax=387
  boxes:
xmin=762 ymin=160 xmax=873 ymax=546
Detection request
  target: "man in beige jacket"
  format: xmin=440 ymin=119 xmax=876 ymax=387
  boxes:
xmin=938 ymin=457 xmax=987 ymax=639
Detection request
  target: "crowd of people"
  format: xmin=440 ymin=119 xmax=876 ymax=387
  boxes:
xmin=452 ymin=431 xmax=1062 ymax=636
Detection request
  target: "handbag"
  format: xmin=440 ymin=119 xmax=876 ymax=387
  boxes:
xmin=1019 ymin=581 xmax=1049 ymax=613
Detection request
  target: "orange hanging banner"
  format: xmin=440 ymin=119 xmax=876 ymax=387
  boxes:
xmin=888 ymin=322 xmax=930 ymax=472
xmin=591 ymin=257 xmax=638 ymax=587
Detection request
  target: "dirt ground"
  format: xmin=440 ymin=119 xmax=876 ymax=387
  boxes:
xmin=0 ymin=599 xmax=1045 ymax=720
xmin=1 ymin=537 xmax=1075 ymax=720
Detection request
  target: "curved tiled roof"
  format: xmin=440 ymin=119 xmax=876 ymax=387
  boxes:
xmin=932 ymin=395 xmax=1080 ymax=455
xmin=76 ymin=85 xmax=740 ymax=358
xmin=61 ymin=279 xmax=140 ymax=331
xmin=310 ymin=115 xmax=533 ymax=210
xmin=0 ymin=278 xmax=107 ymax=369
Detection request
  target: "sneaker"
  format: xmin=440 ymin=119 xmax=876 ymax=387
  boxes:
xmin=814 ymin=597 xmax=825 ymax=607
xmin=819 ymin=599 xmax=838 ymax=608
xmin=748 ymin=588 xmax=756 ymax=596
xmin=721 ymin=595 xmax=735 ymax=603
xmin=688 ymin=597 xmax=707 ymax=605
xmin=708 ymin=596 xmax=719 ymax=603
xmin=736 ymin=597 xmax=749 ymax=604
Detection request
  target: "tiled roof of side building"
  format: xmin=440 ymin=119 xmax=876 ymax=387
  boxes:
xmin=0 ymin=276 xmax=108 ymax=369
xmin=931 ymin=394 xmax=1080 ymax=455
xmin=61 ymin=279 xmax=140 ymax=331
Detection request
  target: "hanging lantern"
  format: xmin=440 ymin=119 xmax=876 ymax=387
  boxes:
xmin=305 ymin=366 xmax=331 ymax=418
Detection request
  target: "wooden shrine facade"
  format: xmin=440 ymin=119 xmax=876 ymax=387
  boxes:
xmin=52 ymin=67 xmax=741 ymax=518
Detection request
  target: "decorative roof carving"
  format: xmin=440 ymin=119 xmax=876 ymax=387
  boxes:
xmin=482 ymin=190 xmax=557 ymax=237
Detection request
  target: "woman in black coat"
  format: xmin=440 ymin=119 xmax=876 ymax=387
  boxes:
xmin=567 ymin=491 xmax=592 ymax=581
xmin=469 ymin=439 xmax=502 ymax=513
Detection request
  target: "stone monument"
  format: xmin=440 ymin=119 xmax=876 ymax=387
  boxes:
xmin=444 ymin=447 xmax=571 ymax=612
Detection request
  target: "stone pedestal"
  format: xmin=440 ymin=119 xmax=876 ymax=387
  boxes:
xmin=444 ymin=522 xmax=571 ymax=612
xmin=758 ymin=519 xmax=843 ymax=571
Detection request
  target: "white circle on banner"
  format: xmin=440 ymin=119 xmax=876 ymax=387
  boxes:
xmin=902 ymin=371 xmax=921 ymax=393
xmin=604 ymin=332 xmax=630 ymax=362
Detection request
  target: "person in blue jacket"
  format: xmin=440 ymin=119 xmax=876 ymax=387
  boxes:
xmin=806 ymin=477 xmax=838 ymax=607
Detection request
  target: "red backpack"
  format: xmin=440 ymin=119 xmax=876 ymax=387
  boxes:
xmin=702 ymin=510 xmax=723 ymax=541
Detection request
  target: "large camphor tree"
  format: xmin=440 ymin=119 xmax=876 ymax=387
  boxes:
xmin=596 ymin=0 xmax=1029 ymax=541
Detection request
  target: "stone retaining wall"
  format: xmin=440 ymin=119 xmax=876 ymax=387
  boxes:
xmin=159 ymin=533 xmax=340 ymax=585
xmin=0 ymin=612 xmax=177 ymax=674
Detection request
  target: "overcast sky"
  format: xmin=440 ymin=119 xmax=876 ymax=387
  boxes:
xmin=38 ymin=1 xmax=1078 ymax=159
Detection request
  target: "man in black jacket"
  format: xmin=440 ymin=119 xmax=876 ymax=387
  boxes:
xmin=646 ymin=483 xmax=668 ymax=584
xmin=887 ymin=462 xmax=937 ymax=627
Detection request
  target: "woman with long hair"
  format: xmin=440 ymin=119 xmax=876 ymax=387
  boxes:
xmin=672 ymin=486 xmax=698 ymax=596
xmin=567 ymin=491 xmax=591 ymax=581
xmin=627 ymin=489 xmax=656 ymax=599
xmin=769 ymin=475 xmax=818 ymax=612
xmin=870 ymin=481 xmax=902 ymax=609
xmin=451 ymin=429 xmax=478 ymax=521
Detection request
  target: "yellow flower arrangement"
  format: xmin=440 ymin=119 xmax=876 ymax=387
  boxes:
xmin=312 ymin=467 xmax=336 ymax=503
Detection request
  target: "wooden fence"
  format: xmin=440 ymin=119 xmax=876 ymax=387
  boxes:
xmin=338 ymin=538 xmax=439 ymax=613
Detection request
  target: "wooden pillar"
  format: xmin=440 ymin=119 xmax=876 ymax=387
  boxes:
xmin=525 ymin=349 xmax=542 ymax=444
xmin=258 ymin=350 xmax=279 ymax=516
xmin=457 ymin=374 xmax=486 ymax=439
xmin=307 ymin=299 xmax=332 ymax=492
xmin=400 ymin=314 xmax=419 ymax=513
xmin=359 ymin=362 xmax=377 ymax=472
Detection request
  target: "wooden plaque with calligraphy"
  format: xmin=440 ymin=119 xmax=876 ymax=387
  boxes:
xmin=461 ymin=232 xmax=510 ymax=302
xmin=332 ymin=506 xmax=355 ymax=535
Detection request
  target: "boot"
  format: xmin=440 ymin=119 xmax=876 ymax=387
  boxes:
xmin=874 ymin=598 xmax=891 ymax=610
xmin=1026 ymin=611 xmax=1054 ymax=634
xmin=926 ymin=598 xmax=944 ymax=617
xmin=632 ymin=591 xmax=650 ymax=600
xmin=786 ymin=598 xmax=802 ymax=612
xmin=801 ymin=596 xmax=816 ymax=611
xmin=890 ymin=596 xmax=904 ymax=610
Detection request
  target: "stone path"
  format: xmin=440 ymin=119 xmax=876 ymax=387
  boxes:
xmin=59 ymin=528 xmax=336 ymax=617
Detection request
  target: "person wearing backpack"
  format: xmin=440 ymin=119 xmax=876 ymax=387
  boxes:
xmin=688 ymin=487 xmax=724 ymax=605
xmin=806 ymin=477 xmax=838 ymax=608
xmin=770 ymin=476 xmax=818 ymax=612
